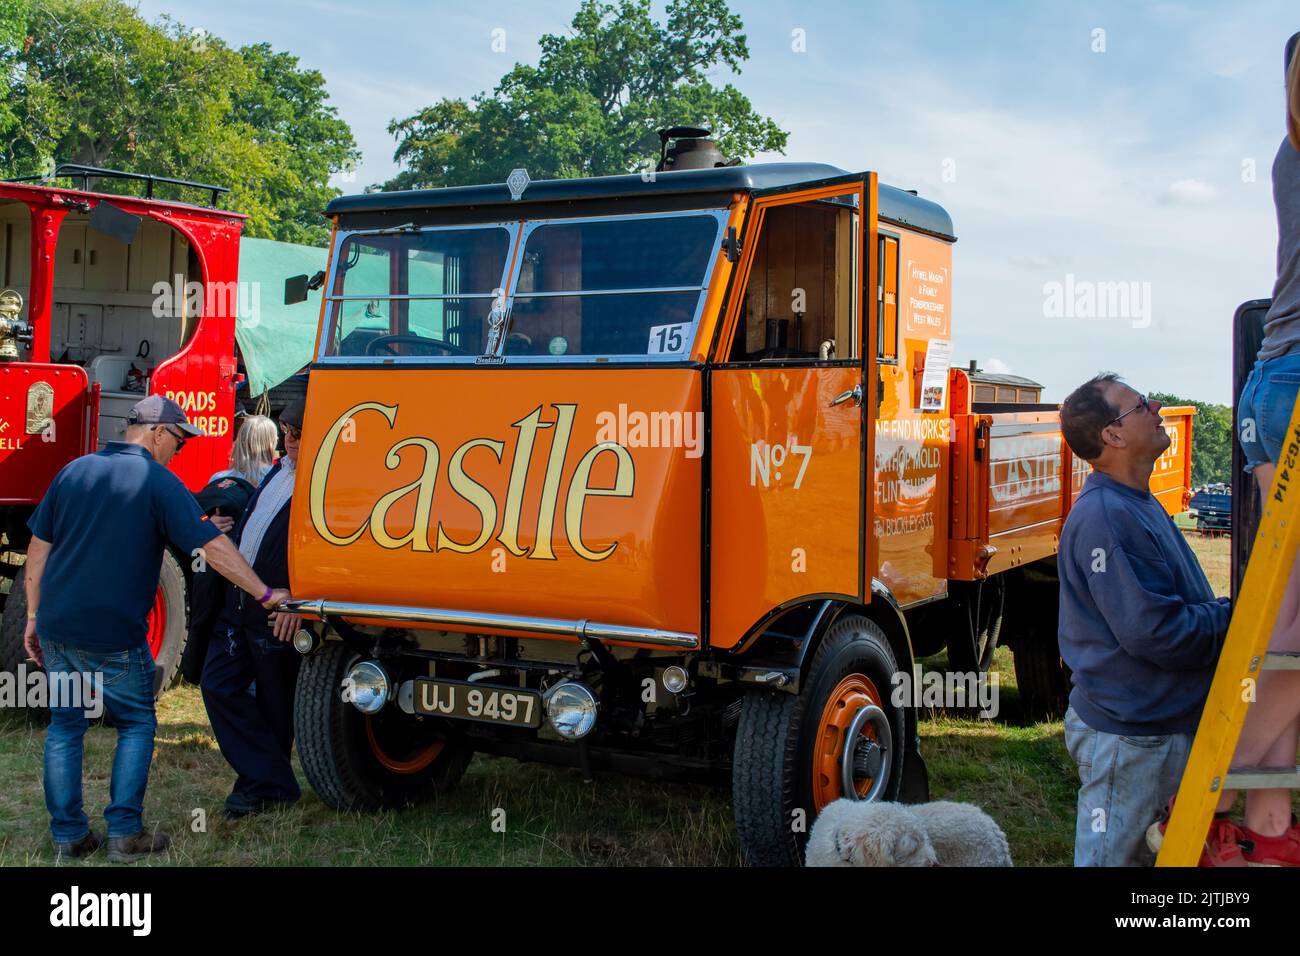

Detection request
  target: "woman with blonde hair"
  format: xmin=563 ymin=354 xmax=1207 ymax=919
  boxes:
xmin=210 ymin=414 xmax=278 ymax=486
xmin=181 ymin=413 xmax=280 ymax=684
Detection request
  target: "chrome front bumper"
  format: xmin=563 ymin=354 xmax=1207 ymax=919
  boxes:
xmin=281 ymin=598 xmax=700 ymax=650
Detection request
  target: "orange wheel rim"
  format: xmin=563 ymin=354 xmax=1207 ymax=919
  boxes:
xmin=365 ymin=716 xmax=446 ymax=774
xmin=812 ymin=674 xmax=883 ymax=812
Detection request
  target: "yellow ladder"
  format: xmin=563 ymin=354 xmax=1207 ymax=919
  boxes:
xmin=1156 ymin=400 xmax=1300 ymax=866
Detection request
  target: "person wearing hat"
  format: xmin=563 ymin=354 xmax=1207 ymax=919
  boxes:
xmin=200 ymin=398 xmax=307 ymax=819
xmin=22 ymin=395 xmax=292 ymax=862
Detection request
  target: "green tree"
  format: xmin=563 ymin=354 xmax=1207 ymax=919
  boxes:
xmin=230 ymin=43 xmax=359 ymax=245
xmin=0 ymin=0 xmax=355 ymax=243
xmin=0 ymin=0 xmax=30 ymax=142
xmin=1151 ymin=392 xmax=1232 ymax=487
xmin=385 ymin=0 xmax=788 ymax=190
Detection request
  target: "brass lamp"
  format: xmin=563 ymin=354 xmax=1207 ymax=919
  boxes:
xmin=0 ymin=289 xmax=33 ymax=360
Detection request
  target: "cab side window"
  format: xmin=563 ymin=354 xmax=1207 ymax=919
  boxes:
xmin=877 ymin=234 xmax=899 ymax=362
xmin=727 ymin=198 xmax=857 ymax=362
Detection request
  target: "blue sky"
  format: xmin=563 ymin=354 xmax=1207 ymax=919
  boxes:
xmin=137 ymin=0 xmax=1299 ymax=403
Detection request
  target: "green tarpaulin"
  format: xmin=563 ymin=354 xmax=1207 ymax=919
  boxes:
xmin=236 ymin=237 xmax=328 ymax=398
xmin=235 ymin=237 xmax=448 ymax=396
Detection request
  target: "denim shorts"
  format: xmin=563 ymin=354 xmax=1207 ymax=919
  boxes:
xmin=1237 ymin=351 xmax=1300 ymax=471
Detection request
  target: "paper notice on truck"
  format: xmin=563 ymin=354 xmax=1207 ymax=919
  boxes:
xmin=920 ymin=339 xmax=952 ymax=412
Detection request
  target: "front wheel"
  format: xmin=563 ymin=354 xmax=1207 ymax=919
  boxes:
xmin=294 ymin=642 xmax=473 ymax=811
xmin=732 ymin=614 xmax=907 ymax=866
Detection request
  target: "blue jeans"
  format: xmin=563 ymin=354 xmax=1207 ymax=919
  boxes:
xmin=42 ymin=640 xmax=157 ymax=843
xmin=1237 ymin=351 xmax=1300 ymax=471
xmin=1063 ymin=706 xmax=1192 ymax=867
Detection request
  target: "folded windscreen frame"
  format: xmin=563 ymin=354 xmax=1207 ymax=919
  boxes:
xmin=1232 ymin=299 xmax=1272 ymax=598
xmin=87 ymin=201 xmax=142 ymax=247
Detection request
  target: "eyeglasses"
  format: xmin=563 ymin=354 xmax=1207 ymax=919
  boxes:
xmin=282 ymin=424 xmax=301 ymax=440
xmin=1108 ymin=394 xmax=1150 ymax=427
xmin=157 ymin=426 xmax=187 ymax=451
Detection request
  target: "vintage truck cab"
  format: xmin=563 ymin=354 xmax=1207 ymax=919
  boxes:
xmin=285 ymin=149 xmax=1194 ymax=865
xmin=0 ymin=166 xmax=246 ymax=691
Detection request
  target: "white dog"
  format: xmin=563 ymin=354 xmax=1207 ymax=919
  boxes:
xmin=806 ymin=799 xmax=1013 ymax=867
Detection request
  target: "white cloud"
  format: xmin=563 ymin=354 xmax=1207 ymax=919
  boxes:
xmin=983 ymin=358 xmax=1013 ymax=374
xmin=1162 ymin=178 xmax=1220 ymax=204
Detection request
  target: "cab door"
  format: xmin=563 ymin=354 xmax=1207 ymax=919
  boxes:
xmin=708 ymin=174 xmax=877 ymax=650
xmin=146 ymin=214 xmax=243 ymax=491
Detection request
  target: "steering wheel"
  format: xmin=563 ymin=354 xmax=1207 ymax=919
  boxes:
xmin=364 ymin=334 xmax=469 ymax=357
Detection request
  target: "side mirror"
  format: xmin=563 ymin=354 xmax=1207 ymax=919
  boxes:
xmin=285 ymin=271 xmax=326 ymax=305
xmin=285 ymin=274 xmax=309 ymax=305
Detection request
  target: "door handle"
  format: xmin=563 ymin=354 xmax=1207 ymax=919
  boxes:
xmin=830 ymin=384 xmax=863 ymax=408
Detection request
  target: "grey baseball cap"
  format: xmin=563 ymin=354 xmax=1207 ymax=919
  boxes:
xmin=127 ymin=394 xmax=206 ymax=436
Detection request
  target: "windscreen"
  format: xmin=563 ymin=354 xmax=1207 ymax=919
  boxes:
xmin=319 ymin=210 xmax=726 ymax=362
xmin=505 ymin=212 xmax=722 ymax=359
xmin=323 ymin=226 xmax=512 ymax=358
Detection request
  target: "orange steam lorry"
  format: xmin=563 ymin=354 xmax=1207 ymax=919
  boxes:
xmin=274 ymin=135 xmax=1194 ymax=865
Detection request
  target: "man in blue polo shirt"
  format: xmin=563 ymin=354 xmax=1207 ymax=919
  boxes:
xmin=1057 ymin=374 xmax=1233 ymax=867
xmin=23 ymin=395 xmax=291 ymax=863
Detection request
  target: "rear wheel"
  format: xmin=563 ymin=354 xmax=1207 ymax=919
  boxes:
xmin=732 ymin=614 xmax=906 ymax=866
xmin=0 ymin=554 xmax=187 ymax=709
xmin=1012 ymin=633 xmax=1071 ymax=720
xmin=944 ymin=576 xmax=1005 ymax=676
xmin=294 ymin=642 xmax=473 ymax=811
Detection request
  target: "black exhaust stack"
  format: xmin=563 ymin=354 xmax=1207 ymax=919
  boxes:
xmin=656 ymin=127 xmax=738 ymax=172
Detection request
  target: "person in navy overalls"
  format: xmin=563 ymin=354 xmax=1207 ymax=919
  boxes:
xmin=200 ymin=399 xmax=305 ymax=818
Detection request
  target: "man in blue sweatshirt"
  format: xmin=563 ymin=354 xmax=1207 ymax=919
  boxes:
xmin=1057 ymin=373 xmax=1234 ymax=866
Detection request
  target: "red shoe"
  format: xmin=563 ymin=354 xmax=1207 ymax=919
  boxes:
xmin=1241 ymin=819 xmax=1300 ymax=867
xmin=1145 ymin=798 xmax=1248 ymax=867
xmin=1202 ymin=818 xmax=1250 ymax=867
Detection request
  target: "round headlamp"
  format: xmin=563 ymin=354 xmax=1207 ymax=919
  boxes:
xmin=292 ymin=628 xmax=320 ymax=656
xmin=545 ymin=681 xmax=598 ymax=739
xmin=662 ymin=665 xmax=689 ymax=695
xmin=344 ymin=660 xmax=391 ymax=714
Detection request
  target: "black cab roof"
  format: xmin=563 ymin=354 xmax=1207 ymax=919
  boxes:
xmin=326 ymin=163 xmax=955 ymax=241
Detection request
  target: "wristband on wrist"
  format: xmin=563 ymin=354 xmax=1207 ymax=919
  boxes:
xmin=259 ymin=586 xmax=273 ymax=604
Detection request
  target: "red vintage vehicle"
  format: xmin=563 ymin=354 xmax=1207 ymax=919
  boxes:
xmin=0 ymin=165 xmax=246 ymax=690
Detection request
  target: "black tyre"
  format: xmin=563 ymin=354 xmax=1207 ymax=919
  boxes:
xmin=1012 ymin=632 xmax=1071 ymax=720
xmin=1 ymin=554 xmax=186 ymax=706
xmin=0 ymin=563 xmax=27 ymax=677
xmin=294 ymin=642 xmax=473 ymax=811
xmin=0 ymin=564 xmax=43 ymax=722
xmin=944 ymin=576 xmax=1005 ymax=676
xmin=732 ymin=614 xmax=906 ymax=866
xmin=149 ymin=550 xmax=189 ymax=696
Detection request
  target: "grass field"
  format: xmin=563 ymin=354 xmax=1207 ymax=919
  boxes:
xmin=0 ymin=529 xmax=1232 ymax=867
